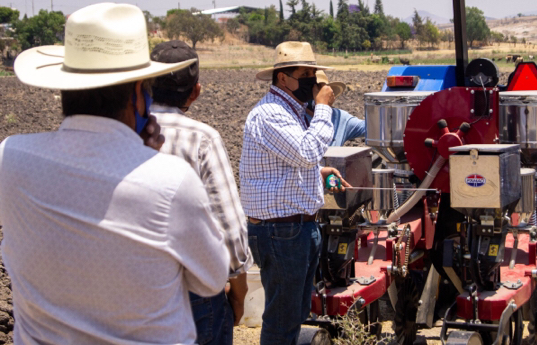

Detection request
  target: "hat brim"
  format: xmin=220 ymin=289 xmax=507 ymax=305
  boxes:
xmin=256 ymin=64 xmax=333 ymax=81
xmin=328 ymin=82 xmax=346 ymax=98
xmin=15 ymin=46 xmax=197 ymax=90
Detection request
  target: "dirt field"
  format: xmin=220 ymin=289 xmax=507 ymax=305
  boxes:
xmin=0 ymin=69 xmax=526 ymax=344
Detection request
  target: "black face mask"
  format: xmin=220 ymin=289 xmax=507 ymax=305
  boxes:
xmin=285 ymin=75 xmax=317 ymax=103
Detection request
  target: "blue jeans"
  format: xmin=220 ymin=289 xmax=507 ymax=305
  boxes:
xmin=248 ymin=220 xmax=321 ymax=345
xmin=189 ymin=290 xmax=234 ymax=345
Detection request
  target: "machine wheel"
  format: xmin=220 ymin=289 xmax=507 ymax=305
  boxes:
xmin=508 ymin=308 xmax=523 ymax=345
xmin=529 ymin=289 xmax=537 ymax=345
xmin=481 ymin=309 xmax=523 ymax=345
xmin=357 ymin=300 xmax=382 ymax=338
xmin=446 ymin=331 xmax=483 ymax=345
xmin=394 ymin=275 xmax=420 ymax=345
xmin=297 ymin=327 xmax=332 ymax=345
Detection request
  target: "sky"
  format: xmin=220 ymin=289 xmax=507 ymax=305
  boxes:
xmin=1 ymin=0 xmax=536 ymax=21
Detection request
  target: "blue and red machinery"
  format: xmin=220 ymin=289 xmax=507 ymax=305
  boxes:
xmin=308 ymin=4 xmax=537 ymax=343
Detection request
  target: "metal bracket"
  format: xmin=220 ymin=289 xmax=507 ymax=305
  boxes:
xmin=502 ymin=280 xmax=523 ymax=290
xmin=492 ymin=301 xmax=517 ymax=345
xmin=356 ymin=275 xmax=376 ymax=286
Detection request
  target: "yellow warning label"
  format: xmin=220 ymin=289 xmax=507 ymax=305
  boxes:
xmin=338 ymin=243 xmax=348 ymax=255
xmin=488 ymin=244 xmax=499 ymax=256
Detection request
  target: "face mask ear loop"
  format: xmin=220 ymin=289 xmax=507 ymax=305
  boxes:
xmin=133 ymin=90 xmax=150 ymax=135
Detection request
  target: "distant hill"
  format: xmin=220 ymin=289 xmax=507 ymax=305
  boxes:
xmin=506 ymin=10 xmax=537 ymax=17
xmin=403 ymin=10 xmax=451 ymax=25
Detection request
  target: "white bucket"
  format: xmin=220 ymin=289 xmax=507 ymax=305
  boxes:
xmin=239 ymin=266 xmax=265 ymax=327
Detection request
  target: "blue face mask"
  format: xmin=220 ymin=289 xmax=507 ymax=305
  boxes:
xmin=132 ymin=89 xmax=153 ymax=134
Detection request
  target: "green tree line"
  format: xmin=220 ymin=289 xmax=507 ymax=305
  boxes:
xmin=0 ymin=2 xmax=495 ymax=54
xmin=234 ymin=0 xmax=434 ymax=52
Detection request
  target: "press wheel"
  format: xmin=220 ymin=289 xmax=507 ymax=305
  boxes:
xmin=529 ymin=289 xmax=537 ymax=345
xmin=357 ymin=300 xmax=382 ymax=338
xmin=394 ymin=275 xmax=420 ymax=345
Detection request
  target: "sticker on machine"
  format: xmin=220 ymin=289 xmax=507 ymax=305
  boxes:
xmin=465 ymin=174 xmax=486 ymax=187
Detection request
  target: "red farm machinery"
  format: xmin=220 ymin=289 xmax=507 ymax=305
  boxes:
xmin=305 ymin=1 xmax=537 ymax=344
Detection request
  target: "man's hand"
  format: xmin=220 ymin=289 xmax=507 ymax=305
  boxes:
xmin=140 ymin=114 xmax=165 ymax=151
xmin=321 ymin=167 xmax=351 ymax=193
xmin=313 ymin=84 xmax=335 ymax=107
xmin=227 ymin=272 xmax=248 ymax=326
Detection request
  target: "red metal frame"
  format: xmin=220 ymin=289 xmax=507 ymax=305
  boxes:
xmin=456 ymin=233 xmax=537 ymax=320
xmin=311 ymin=202 xmax=437 ymax=316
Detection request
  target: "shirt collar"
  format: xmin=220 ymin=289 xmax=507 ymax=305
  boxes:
xmin=270 ymin=85 xmax=307 ymax=113
xmin=150 ymin=103 xmax=185 ymax=115
xmin=59 ymin=115 xmax=143 ymax=144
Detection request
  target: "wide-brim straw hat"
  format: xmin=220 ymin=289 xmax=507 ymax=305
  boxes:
xmin=316 ymin=71 xmax=346 ymax=98
xmin=256 ymin=41 xmax=332 ymax=81
xmin=15 ymin=3 xmax=196 ymax=90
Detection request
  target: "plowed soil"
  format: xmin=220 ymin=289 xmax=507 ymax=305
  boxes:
xmin=0 ymin=70 xmax=518 ymax=344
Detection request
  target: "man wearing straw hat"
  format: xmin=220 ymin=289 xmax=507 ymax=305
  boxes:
xmin=240 ymin=41 xmax=348 ymax=345
xmin=0 ymin=4 xmax=229 ymax=344
xmin=306 ymin=71 xmax=366 ymax=146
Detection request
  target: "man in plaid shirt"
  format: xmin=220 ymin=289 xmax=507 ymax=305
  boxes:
xmin=150 ymin=41 xmax=253 ymax=345
xmin=240 ymin=42 xmax=348 ymax=345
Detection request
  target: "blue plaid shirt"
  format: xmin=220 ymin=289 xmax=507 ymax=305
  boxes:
xmin=239 ymin=85 xmax=334 ymax=219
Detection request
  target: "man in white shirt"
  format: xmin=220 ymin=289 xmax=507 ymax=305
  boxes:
xmin=150 ymin=40 xmax=253 ymax=345
xmin=0 ymin=4 xmax=229 ymax=344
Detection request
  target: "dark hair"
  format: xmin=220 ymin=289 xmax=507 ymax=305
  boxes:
xmin=272 ymin=67 xmax=298 ymax=85
xmin=61 ymin=82 xmax=137 ymax=119
xmin=152 ymin=85 xmax=194 ymax=109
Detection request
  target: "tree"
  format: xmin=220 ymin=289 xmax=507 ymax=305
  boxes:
xmin=374 ymin=0 xmax=384 ymax=16
xmin=466 ymin=6 xmax=490 ymax=48
xmin=321 ymin=16 xmax=340 ymax=49
xmin=143 ymin=10 xmax=157 ymax=33
xmin=329 ymin=0 xmax=334 ymax=18
xmin=287 ymin=0 xmax=299 ymax=16
xmin=423 ymin=18 xmax=439 ymax=47
xmin=226 ymin=18 xmax=240 ymax=34
xmin=0 ymin=7 xmax=19 ymax=23
xmin=166 ymin=10 xmax=223 ymax=49
xmin=511 ymin=35 xmax=518 ymax=47
xmin=357 ymin=0 xmax=369 ymax=15
xmin=412 ymin=9 xmax=425 ymax=47
xmin=336 ymin=0 xmax=349 ymax=20
xmin=490 ymin=31 xmax=504 ymax=45
xmin=279 ymin=0 xmax=284 ymax=20
xmin=395 ymin=21 xmax=411 ymax=49
xmin=11 ymin=10 xmax=65 ymax=50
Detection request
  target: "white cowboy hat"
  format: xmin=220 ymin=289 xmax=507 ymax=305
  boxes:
xmin=256 ymin=41 xmax=332 ymax=81
xmin=316 ymin=71 xmax=346 ymax=98
xmin=14 ymin=3 xmax=196 ymax=90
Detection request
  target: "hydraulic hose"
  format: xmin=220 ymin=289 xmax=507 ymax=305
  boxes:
xmin=386 ymin=156 xmax=446 ymax=224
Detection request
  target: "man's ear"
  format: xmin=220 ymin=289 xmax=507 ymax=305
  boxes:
xmin=277 ymin=71 xmax=287 ymax=87
xmin=189 ymin=83 xmax=201 ymax=103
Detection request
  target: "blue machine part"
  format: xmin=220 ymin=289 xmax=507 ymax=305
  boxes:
xmin=381 ymin=65 xmax=457 ymax=92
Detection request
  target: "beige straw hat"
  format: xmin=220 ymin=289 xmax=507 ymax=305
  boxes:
xmin=14 ymin=3 xmax=196 ymax=90
xmin=256 ymin=41 xmax=332 ymax=81
xmin=316 ymin=71 xmax=346 ymax=98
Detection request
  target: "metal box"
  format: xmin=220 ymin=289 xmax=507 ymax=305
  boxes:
xmin=449 ymin=144 xmax=521 ymax=214
xmin=321 ymin=147 xmax=373 ymax=211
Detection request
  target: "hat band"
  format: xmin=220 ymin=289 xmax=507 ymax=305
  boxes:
xmin=273 ymin=61 xmax=317 ymax=68
xmin=61 ymin=62 xmax=151 ymax=74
